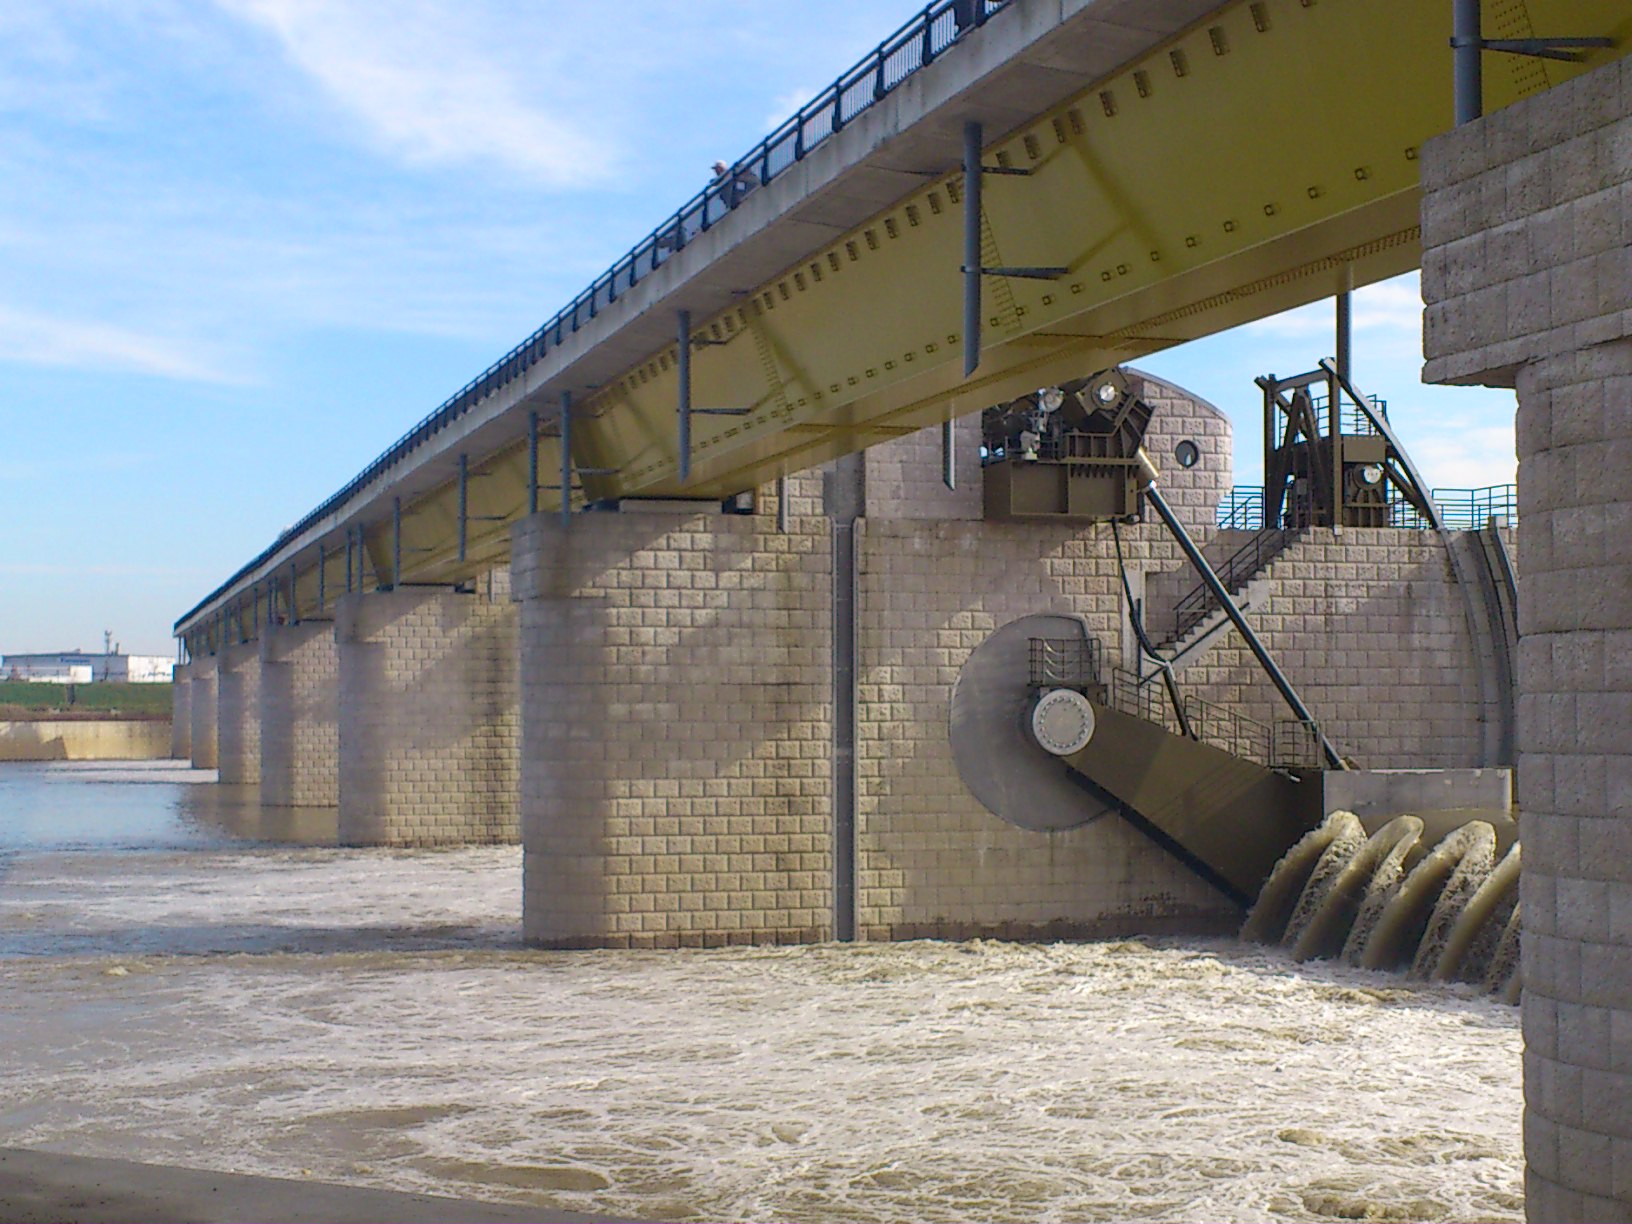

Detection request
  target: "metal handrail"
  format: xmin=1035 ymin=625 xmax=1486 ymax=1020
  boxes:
xmin=1433 ymin=484 xmax=1517 ymax=529
xmin=1223 ymin=481 xmax=1518 ymax=535
xmin=1029 ymin=636 xmax=1103 ymax=691
xmin=1169 ymin=526 xmax=1296 ymax=642
xmin=1216 ymin=487 xmax=1263 ymax=531
xmin=176 ymin=0 xmax=1009 ymax=636
xmin=1109 ymin=668 xmax=1317 ymax=769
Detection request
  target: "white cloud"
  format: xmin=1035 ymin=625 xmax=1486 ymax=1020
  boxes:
xmin=0 ymin=306 xmax=235 ymax=383
xmin=1406 ymin=415 xmax=1518 ymax=489
xmin=213 ymin=0 xmax=613 ymax=186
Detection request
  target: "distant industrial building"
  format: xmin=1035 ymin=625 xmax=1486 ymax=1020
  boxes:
xmin=2 ymin=652 xmax=174 ymax=684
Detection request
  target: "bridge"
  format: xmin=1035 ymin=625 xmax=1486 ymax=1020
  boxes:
xmin=173 ymin=0 xmax=1619 ymax=646
xmin=169 ymin=2 xmax=1632 ymax=1219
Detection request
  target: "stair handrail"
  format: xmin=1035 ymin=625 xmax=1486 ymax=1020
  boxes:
xmin=1169 ymin=525 xmax=1297 ymax=642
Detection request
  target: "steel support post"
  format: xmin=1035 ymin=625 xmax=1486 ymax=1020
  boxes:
xmin=457 ymin=453 xmax=468 ymax=563
xmin=962 ymin=121 xmax=983 ymax=378
xmin=678 ymin=310 xmax=693 ymax=482
xmin=776 ymin=474 xmax=789 ymax=533
xmin=1335 ymin=290 xmax=1352 ymax=387
xmin=392 ymin=496 xmax=402 ymax=588
xmin=289 ymin=560 xmax=299 ymax=624
xmin=1452 ymin=0 xmax=1482 ymax=124
xmin=560 ymin=390 xmax=573 ymax=528
xmin=942 ymin=419 xmax=956 ymax=490
xmin=527 ymin=410 xmax=539 ymax=516
xmin=344 ymin=529 xmax=354 ymax=594
xmin=1263 ymin=381 xmax=1275 ymax=527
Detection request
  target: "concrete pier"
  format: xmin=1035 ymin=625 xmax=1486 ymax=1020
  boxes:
xmin=170 ymin=664 xmax=191 ymax=760
xmin=509 ymin=379 xmax=1464 ymax=949
xmin=215 ymin=641 xmax=261 ymax=786
xmin=512 ymin=475 xmax=835 ymax=949
xmin=1423 ymin=56 xmax=1632 ymax=1222
xmin=335 ymin=575 xmax=519 ymax=846
xmin=188 ymin=660 xmax=217 ymax=770
xmin=259 ymin=620 xmax=339 ymax=808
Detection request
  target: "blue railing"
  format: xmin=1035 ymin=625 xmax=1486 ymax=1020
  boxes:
xmin=1218 ymin=483 xmax=1518 ymax=531
xmin=1216 ymin=487 xmax=1263 ymax=531
xmin=177 ymin=0 xmax=1008 ymax=635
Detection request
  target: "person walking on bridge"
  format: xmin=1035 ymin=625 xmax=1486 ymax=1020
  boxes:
xmin=712 ymin=159 xmax=758 ymax=209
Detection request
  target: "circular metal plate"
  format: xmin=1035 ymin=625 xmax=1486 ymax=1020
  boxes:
xmin=1030 ymin=688 xmax=1096 ymax=756
xmin=949 ymin=614 xmax=1115 ymax=832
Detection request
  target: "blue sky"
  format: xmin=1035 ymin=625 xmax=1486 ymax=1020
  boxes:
xmin=0 ymin=1 xmax=1519 ymax=656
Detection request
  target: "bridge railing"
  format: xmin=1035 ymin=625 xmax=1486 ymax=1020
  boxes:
xmin=177 ymin=0 xmax=1010 ymax=632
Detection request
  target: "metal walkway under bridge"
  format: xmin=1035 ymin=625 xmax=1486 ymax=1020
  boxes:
xmin=174 ymin=0 xmax=1629 ymax=651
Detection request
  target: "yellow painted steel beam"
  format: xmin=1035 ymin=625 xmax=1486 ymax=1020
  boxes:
xmin=185 ymin=0 xmax=1630 ymax=653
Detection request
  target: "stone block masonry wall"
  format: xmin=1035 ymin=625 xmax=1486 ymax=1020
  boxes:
xmin=1422 ymin=56 xmax=1632 ymax=1222
xmin=1135 ymin=371 xmax=1235 ymax=539
xmin=170 ymin=665 xmax=192 ymax=759
xmin=259 ymin=620 xmax=338 ymax=808
xmin=855 ymin=518 xmax=1235 ymax=940
xmin=215 ymin=642 xmax=261 ymax=785
xmin=512 ymin=471 xmax=833 ymax=949
xmin=863 ymin=413 xmax=984 ymax=521
xmin=509 ymin=372 xmax=1493 ymax=949
xmin=1175 ymin=529 xmax=1485 ymax=769
xmin=335 ymin=573 xmax=518 ymax=846
xmin=189 ymin=661 xmax=217 ymax=770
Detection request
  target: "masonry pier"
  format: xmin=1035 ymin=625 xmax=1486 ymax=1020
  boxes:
xmin=334 ymin=574 xmax=519 ymax=847
xmin=258 ymin=620 xmax=339 ymax=809
xmin=188 ymin=661 xmax=217 ymax=771
xmin=215 ymin=642 xmax=261 ymax=786
xmin=1422 ymin=55 xmax=1632 ymax=1222
xmin=169 ymin=664 xmax=191 ymax=760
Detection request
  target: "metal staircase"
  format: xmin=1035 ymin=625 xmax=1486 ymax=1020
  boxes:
xmin=1159 ymin=526 xmax=1300 ymax=651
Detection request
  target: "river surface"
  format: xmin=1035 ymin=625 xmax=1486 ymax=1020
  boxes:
xmin=0 ymin=761 xmax=1524 ymax=1222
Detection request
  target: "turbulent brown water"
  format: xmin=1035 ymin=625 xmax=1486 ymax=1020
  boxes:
xmin=0 ymin=762 xmax=1524 ymax=1222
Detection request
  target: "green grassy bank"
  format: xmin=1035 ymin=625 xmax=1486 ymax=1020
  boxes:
xmin=0 ymin=681 xmax=173 ymax=719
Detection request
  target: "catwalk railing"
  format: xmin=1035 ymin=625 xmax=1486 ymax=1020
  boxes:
xmin=1109 ymin=669 xmax=1321 ymax=770
xmin=1215 ymin=483 xmax=1517 ymax=531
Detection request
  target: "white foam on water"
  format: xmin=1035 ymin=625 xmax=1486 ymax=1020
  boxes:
xmin=0 ymin=845 xmax=1523 ymax=1223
